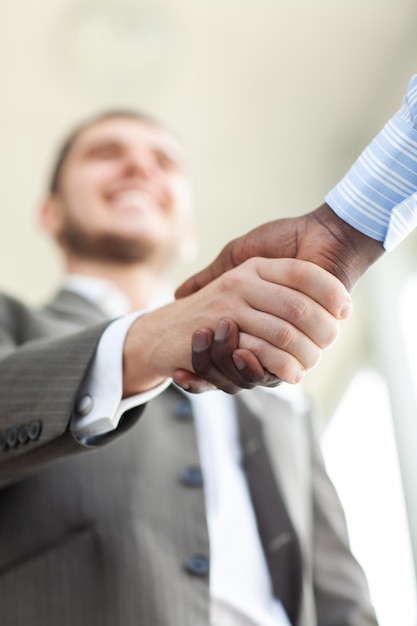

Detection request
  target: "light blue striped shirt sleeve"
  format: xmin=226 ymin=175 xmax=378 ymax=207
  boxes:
xmin=325 ymin=74 xmax=417 ymax=251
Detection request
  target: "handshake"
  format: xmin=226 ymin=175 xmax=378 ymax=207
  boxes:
xmin=123 ymin=204 xmax=384 ymax=397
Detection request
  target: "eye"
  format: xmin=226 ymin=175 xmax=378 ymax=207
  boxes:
xmin=86 ymin=143 xmax=123 ymax=160
xmin=154 ymin=149 xmax=180 ymax=170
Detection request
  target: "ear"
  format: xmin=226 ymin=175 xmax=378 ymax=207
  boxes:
xmin=37 ymin=195 xmax=64 ymax=238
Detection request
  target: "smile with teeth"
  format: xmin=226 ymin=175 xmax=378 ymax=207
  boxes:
xmin=107 ymin=189 xmax=162 ymax=212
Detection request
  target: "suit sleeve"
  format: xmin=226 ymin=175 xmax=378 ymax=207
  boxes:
xmin=308 ymin=411 xmax=379 ymax=625
xmin=0 ymin=295 xmax=144 ymax=488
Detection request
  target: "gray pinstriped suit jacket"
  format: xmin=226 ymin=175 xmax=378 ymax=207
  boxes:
xmin=0 ymin=289 xmax=378 ymax=626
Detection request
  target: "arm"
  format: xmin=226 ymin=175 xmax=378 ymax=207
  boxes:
xmin=176 ymin=203 xmax=384 ymax=297
xmin=173 ymin=75 xmax=417 ymax=392
xmin=176 ymin=74 xmax=417 ymax=298
xmin=0 ymin=258 xmax=347 ymax=486
xmin=0 ymin=303 xmax=120 ymax=488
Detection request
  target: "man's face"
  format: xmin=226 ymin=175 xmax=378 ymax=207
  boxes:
xmin=46 ymin=116 xmax=195 ymax=265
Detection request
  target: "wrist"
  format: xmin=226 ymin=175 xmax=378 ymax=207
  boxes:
xmin=305 ymin=203 xmax=384 ymax=291
xmin=122 ymin=313 xmax=169 ymax=397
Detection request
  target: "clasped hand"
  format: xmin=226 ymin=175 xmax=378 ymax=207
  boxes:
xmin=123 ymin=256 xmax=352 ymax=397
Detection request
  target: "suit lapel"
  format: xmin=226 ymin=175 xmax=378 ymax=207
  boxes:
xmin=236 ymin=395 xmax=303 ymax=626
xmin=44 ymin=289 xmax=109 ymax=325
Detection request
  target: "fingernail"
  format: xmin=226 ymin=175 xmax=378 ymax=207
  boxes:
xmin=293 ymin=368 xmax=305 ymax=384
xmin=232 ymin=353 xmax=245 ymax=371
xmin=214 ymin=319 xmax=229 ymax=341
xmin=193 ymin=331 xmax=209 ymax=352
xmin=340 ymin=299 xmax=353 ymax=320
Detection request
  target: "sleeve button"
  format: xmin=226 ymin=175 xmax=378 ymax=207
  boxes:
xmin=17 ymin=425 xmax=29 ymax=444
xmin=5 ymin=428 xmax=18 ymax=448
xmin=75 ymin=394 xmax=94 ymax=417
xmin=28 ymin=420 xmax=42 ymax=442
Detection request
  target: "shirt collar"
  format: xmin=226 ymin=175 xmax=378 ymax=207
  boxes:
xmin=63 ymin=274 xmax=175 ymax=318
xmin=63 ymin=275 xmax=131 ymax=317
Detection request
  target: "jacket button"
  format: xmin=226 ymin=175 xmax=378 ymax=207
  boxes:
xmin=5 ymin=428 xmax=18 ymax=448
xmin=184 ymin=554 xmax=209 ymax=577
xmin=28 ymin=420 xmax=42 ymax=442
xmin=180 ymin=465 xmax=203 ymax=487
xmin=173 ymin=401 xmax=193 ymax=421
xmin=75 ymin=394 xmax=94 ymax=417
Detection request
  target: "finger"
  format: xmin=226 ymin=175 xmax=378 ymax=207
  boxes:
xmin=192 ymin=327 xmax=242 ymax=394
xmin=192 ymin=329 xmax=215 ymax=375
xmin=252 ymin=257 xmax=352 ymax=320
xmin=229 ymin=266 xmax=341 ymax=350
xmin=249 ymin=288 xmax=340 ymax=350
xmin=211 ymin=319 xmax=278 ymax=387
xmin=235 ymin=302 xmax=329 ymax=373
xmin=232 ymin=349 xmax=281 ymax=388
xmin=239 ymin=331 xmax=323 ymax=384
xmin=211 ymin=258 xmax=342 ymax=350
xmin=211 ymin=318 xmax=275 ymax=388
xmin=172 ymin=370 xmax=217 ymax=394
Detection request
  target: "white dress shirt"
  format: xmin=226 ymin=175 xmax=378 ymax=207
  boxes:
xmin=67 ymin=275 xmax=293 ymax=626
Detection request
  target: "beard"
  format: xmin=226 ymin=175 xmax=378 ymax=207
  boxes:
xmin=58 ymin=221 xmax=170 ymax=265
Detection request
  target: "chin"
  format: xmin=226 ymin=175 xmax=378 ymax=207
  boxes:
xmin=99 ymin=235 xmax=156 ymax=262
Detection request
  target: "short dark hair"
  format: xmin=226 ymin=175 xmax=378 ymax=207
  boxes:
xmin=48 ymin=109 xmax=162 ymax=194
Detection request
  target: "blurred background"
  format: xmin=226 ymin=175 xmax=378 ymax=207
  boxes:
xmin=1 ymin=0 xmax=417 ymax=623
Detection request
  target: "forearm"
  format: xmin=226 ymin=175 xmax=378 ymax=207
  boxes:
xmin=176 ymin=75 xmax=417 ymax=301
xmin=0 ymin=323 xmax=110 ymax=487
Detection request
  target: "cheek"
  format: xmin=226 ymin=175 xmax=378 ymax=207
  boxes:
xmin=63 ymin=162 xmax=113 ymax=200
xmin=61 ymin=170 xmax=105 ymax=214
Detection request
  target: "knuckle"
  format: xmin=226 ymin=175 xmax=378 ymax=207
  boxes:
xmin=250 ymin=344 xmax=296 ymax=384
xmin=271 ymin=323 xmax=295 ymax=350
xmin=284 ymin=297 xmax=310 ymax=325
xmin=273 ymin=354 xmax=302 ymax=384
xmin=218 ymin=271 xmax=244 ymax=294
xmin=242 ymin=257 xmax=260 ymax=271
xmin=323 ymin=285 xmax=344 ymax=315
xmin=287 ymin=258 xmax=310 ymax=286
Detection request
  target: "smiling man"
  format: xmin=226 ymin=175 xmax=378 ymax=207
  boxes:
xmin=0 ymin=111 xmax=377 ymax=626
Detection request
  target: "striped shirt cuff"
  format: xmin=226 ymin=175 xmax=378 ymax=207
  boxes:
xmin=325 ymin=74 xmax=417 ymax=251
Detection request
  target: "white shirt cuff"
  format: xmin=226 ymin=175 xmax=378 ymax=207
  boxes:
xmin=71 ymin=311 xmax=171 ymax=440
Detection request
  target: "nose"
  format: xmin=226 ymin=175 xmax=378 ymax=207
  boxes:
xmin=121 ymin=148 xmax=157 ymax=180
